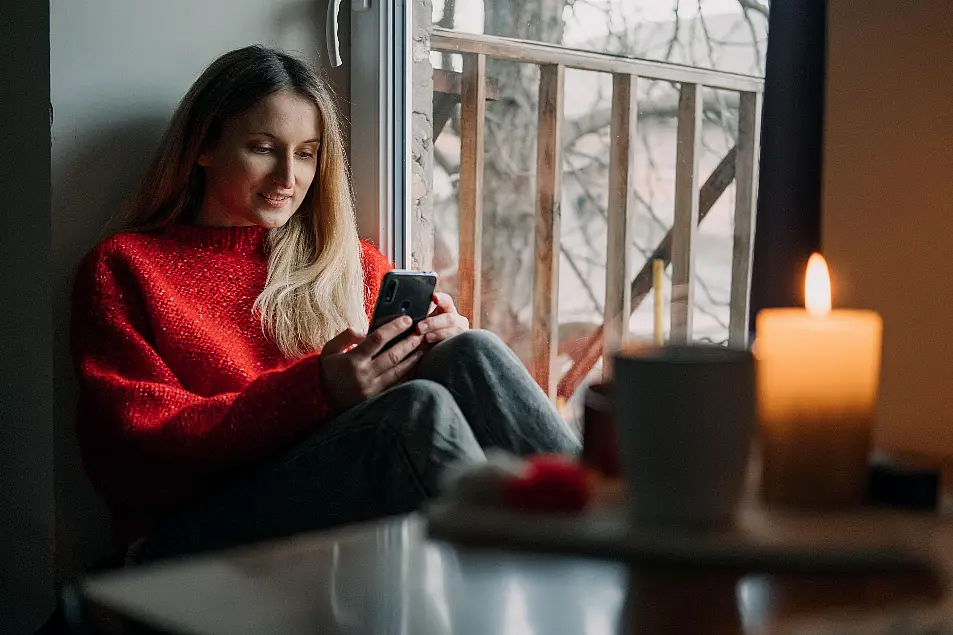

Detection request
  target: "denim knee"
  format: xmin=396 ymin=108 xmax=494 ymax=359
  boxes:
xmin=435 ymin=329 xmax=505 ymax=356
xmin=387 ymin=378 xmax=455 ymax=405
xmin=375 ymin=379 xmax=463 ymax=437
xmin=374 ymin=379 xmax=482 ymax=478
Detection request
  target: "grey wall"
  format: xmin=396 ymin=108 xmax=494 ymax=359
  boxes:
xmin=1 ymin=3 xmax=54 ymax=633
xmin=50 ymin=0 xmax=345 ymax=580
xmin=0 ymin=1 xmax=354 ymax=628
xmin=823 ymin=0 xmax=953 ymax=460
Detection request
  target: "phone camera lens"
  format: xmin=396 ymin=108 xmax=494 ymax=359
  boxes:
xmin=384 ymin=281 xmax=398 ymax=303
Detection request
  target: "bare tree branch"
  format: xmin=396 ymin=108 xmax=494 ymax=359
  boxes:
xmin=740 ymin=8 xmax=766 ymax=75
xmin=560 ymin=243 xmax=604 ymax=313
xmin=737 ymin=0 xmax=769 ymax=18
xmin=664 ymin=1 xmax=680 ymax=61
xmin=436 ymin=0 xmax=456 ymax=28
xmin=562 ymin=108 xmax=611 ymax=148
xmin=437 ymin=0 xmax=458 ymax=71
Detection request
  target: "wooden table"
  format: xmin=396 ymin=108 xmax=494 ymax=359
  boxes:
xmin=70 ymin=513 xmax=949 ymax=635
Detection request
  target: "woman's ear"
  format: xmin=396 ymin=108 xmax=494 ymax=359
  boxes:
xmin=196 ymin=151 xmax=212 ymax=167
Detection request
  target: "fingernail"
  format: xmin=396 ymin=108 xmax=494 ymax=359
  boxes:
xmin=417 ymin=322 xmax=428 ymax=333
xmin=401 ymin=316 xmax=412 ymax=326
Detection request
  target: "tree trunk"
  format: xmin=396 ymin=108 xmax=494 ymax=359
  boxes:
xmin=480 ymin=0 xmax=569 ymax=360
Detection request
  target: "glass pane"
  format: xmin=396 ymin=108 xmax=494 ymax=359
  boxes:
xmin=625 ymin=78 xmax=680 ymax=342
xmin=430 ymin=55 xmax=540 ymax=366
xmin=691 ymin=87 xmax=742 ymax=346
xmin=430 ymin=0 xmax=768 ymax=412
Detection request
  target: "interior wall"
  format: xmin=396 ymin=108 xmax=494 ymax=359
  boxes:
xmin=0 ymin=3 xmax=54 ymax=632
xmin=823 ymin=1 xmax=953 ymax=457
xmin=51 ymin=0 xmax=346 ymax=578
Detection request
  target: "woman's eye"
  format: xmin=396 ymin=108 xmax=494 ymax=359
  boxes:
xmin=296 ymin=151 xmax=315 ymax=160
xmin=251 ymin=145 xmax=272 ymax=154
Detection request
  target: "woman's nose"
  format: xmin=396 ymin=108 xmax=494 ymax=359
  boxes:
xmin=273 ymin=156 xmax=295 ymax=189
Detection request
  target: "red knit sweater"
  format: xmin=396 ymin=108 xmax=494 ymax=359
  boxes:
xmin=70 ymin=223 xmax=392 ymax=547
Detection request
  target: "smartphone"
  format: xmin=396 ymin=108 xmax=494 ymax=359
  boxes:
xmin=369 ymin=270 xmax=438 ymax=353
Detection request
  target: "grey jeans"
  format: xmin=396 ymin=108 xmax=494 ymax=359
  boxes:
xmin=131 ymin=330 xmax=580 ymax=564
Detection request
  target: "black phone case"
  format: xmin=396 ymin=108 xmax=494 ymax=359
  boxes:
xmin=370 ymin=271 xmax=438 ymax=352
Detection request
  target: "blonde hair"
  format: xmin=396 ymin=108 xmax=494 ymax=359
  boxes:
xmin=115 ymin=45 xmax=367 ymax=358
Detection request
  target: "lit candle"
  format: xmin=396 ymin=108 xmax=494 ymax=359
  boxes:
xmin=755 ymin=254 xmax=883 ymax=508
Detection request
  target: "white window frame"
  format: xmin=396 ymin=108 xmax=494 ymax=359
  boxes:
xmin=349 ymin=0 xmax=413 ymax=268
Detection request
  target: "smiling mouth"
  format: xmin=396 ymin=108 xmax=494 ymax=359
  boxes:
xmin=261 ymin=193 xmax=291 ymax=203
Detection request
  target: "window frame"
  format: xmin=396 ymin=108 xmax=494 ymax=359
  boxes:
xmin=349 ymin=0 xmax=413 ymax=268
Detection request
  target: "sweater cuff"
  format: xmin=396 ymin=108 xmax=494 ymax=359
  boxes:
xmin=280 ymin=353 xmax=335 ymax=429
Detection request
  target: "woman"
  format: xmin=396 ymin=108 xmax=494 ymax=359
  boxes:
xmin=71 ymin=45 xmax=579 ymax=564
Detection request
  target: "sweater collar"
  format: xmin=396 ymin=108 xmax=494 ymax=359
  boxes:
xmin=162 ymin=223 xmax=270 ymax=252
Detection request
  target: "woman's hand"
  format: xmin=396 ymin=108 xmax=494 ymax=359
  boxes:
xmin=320 ymin=316 xmax=424 ymax=413
xmin=416 ymin=292 xmax=470 ymax=345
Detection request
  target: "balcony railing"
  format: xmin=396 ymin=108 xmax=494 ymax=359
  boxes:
xmin=431 ymin=28 xmax=765 ymax=403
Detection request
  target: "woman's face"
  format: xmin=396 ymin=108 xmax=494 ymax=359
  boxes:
xmin=195 ymin=90 xmax=322 ymax=228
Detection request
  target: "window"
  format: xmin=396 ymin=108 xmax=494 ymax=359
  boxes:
xmin=422 ymin=0 xmax=767 ymax=418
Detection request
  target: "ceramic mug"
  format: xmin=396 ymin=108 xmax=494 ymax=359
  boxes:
xmin=613 ymin=344 xmax=755 ymax=528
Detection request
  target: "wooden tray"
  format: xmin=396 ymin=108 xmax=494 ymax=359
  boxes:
xmin=426 ymin=498 xmax=951 ymax=576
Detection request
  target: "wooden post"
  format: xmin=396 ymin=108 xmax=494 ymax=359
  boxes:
xmin=457 ymin=53 xmax=486 ymax=328
xmin=670 ymin=83 xmax=702 ymax=343
xmin=728 ymin=91 xmax=763 ymax=347
xmin=532 ymin=64 xmax=565 ymax=400
xmin=604 ymin=73 xmax=638 ymax=376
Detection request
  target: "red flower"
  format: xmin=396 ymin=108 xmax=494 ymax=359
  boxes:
xmin=502 ymin=454 xmax=591 ymax=513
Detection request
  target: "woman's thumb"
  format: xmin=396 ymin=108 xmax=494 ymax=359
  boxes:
xmin=322 ymin=328 xmax=365 ymax=355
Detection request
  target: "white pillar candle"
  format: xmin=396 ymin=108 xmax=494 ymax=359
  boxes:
xmin=755 ymin=254 xmax=883 ymax=508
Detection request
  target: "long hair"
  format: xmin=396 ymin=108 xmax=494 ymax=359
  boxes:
xmin=117 ymin=45 xmax=367 ymax=358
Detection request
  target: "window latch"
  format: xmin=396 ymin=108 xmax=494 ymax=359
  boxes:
xmin=326 ymin=0 xmax=344 ymax=67
xmin=327 ymin=0 xmax=372 ymax=67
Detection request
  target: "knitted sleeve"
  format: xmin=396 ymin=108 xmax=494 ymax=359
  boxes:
xmin=70 ymin=249 xmax=335 ymax=502
xmin=359 ymin=238 xmax=396 ymax=313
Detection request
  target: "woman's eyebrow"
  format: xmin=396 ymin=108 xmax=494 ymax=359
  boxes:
xmin=249 ymin=131 xmax=322 ymax=144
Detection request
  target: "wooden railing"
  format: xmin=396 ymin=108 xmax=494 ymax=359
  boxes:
xmin=432 ymin=28 xmax=765 ymax=402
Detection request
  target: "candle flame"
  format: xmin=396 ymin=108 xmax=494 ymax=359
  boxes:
xmin=805 ymin=253 xmax=831 ymax=316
